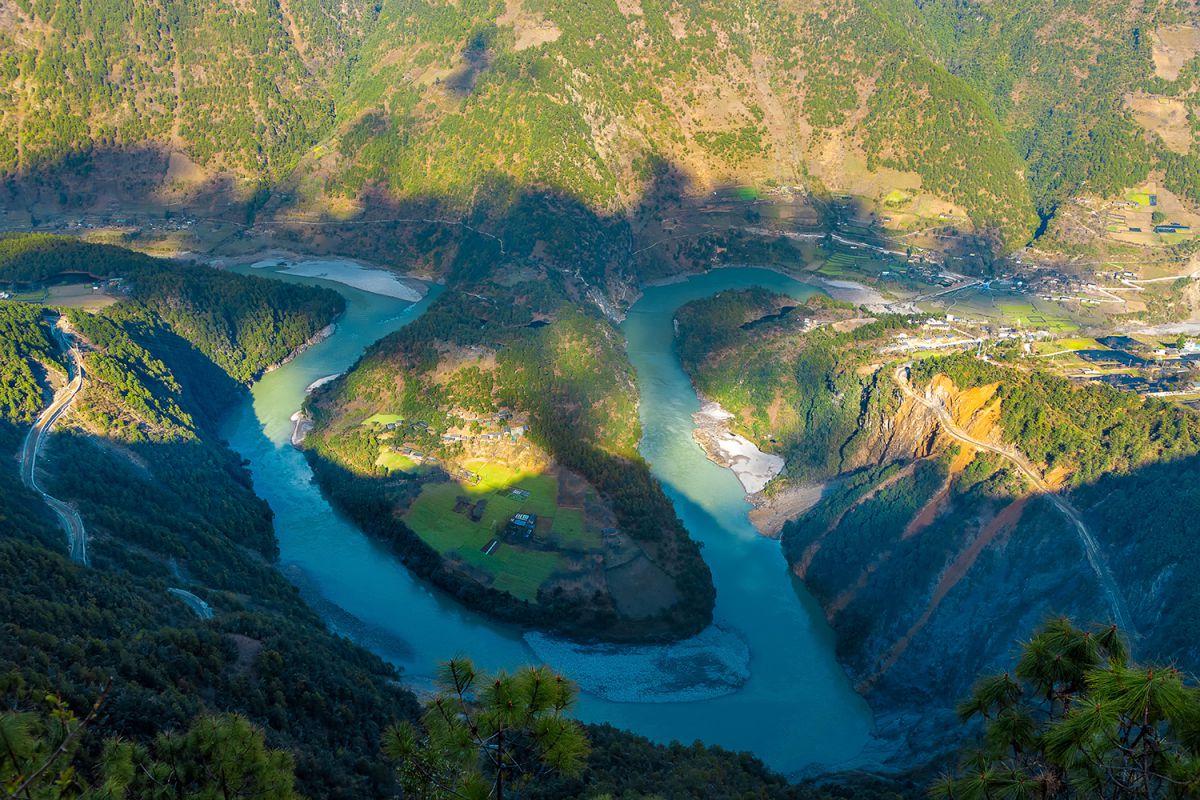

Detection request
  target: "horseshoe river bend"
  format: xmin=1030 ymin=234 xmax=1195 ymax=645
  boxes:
xmin=220 ymin=259 xmax=874 ymax=776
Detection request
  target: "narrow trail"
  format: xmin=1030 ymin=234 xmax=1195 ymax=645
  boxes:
xmin=21 ymin=328 xmax=88 ymax=564
xmin=893 ymin=364 xmax=1134 ymax=634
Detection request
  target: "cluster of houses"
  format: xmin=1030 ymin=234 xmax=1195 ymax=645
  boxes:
xmin=506 ymin=513 xmax=538 ymax=541
xmin=1067 ymin=335 xmax=1200 ymax=397
xmin=441 ymin=423 xmax=527 ymax=445
xmin=884 ymin=315 xmax=1052 ymax=354
xmin=378 ymin=411 xmax=528 ymax=446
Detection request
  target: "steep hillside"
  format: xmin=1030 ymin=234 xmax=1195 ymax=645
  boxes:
xmin=674 ymin=288 xmax=1200 ymax=763
xmin=6 ymin=0 xmax=1188 ymax=255
xmin=311 ymin=0 xmax=1037 ymax=246
xmin=0 ymin=0 xmax=373 ymax=180
xmin=0 ymin=257 xmax=422 ymax=797
xmin=0 ymin=234 xmax=345 ymax=381
xmin=4 ymin=0 xmax=1198 ymax=258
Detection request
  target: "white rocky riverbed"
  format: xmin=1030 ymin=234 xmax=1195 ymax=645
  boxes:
xmin=691 ymin=401 xmax=785 ymax=494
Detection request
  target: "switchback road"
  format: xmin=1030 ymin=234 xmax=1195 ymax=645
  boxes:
xmin=893 ymin=364 xmax=1133 ymax=634
xmin=21 ymin=331 xmax=88 ymax=564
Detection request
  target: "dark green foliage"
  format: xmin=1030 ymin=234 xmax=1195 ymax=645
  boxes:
xmin=1 ymin=696 xmax=302 ymax=800
xmin=531 ymin=724 xmax=923 ymax=800
xmin=0 ymin=242 xmax=413 ymax=798
xmin=0 ymin=422 xmax=61 ymax=552
xmin=793 ymin=459 xmax=948 ymax=609
xmin=383 ymin=657 xmax=589 ymax=798
xmin=0 ymin=235 xmax=344 ymax=384
xmin=103 ymin=714 xmax=301 ymax=799
xmin=0 ymin=302 xmax=61 ymax=424
xmin=66 ymin=308 xmax=199 ymax=441
xmin=936 ymin=619 xmax=1200 ymax=799
xmin=879 ymin=0 xmax=1185 ymax=225
xmin=0 ymin=533 xmax=417 ymax=799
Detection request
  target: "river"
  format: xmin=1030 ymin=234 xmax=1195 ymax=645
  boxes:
xmin=221 ymin=260 xmax=873 ymax=775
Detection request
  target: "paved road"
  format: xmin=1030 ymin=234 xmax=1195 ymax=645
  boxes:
xmin=167 ymin=588 xmax=215 ymax=620
xmin=893 ymin=364 xmax=1134 ymax=634
xmin=20 ymin=332 xmax=88 ymax=564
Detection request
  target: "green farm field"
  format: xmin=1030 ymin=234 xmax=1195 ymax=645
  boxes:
xmin=933 ymin=287 xmax=1081 ymax=333
xmin=402 ymin=463 xmax=600 ymax=600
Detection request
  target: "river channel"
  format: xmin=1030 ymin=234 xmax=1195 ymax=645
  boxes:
xmin=221 ymin=260 xmax=873 ymax=774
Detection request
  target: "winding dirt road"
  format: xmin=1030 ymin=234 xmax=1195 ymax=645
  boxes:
xmin=893 ymin=364 xmax=1133 ymax=634
xmin=168 ymin=588 xmax=214 ymax=620
xmin=21 ymin=332 xmax=88 ymax=564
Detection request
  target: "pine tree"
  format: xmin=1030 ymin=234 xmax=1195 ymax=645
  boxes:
xmin=934 ymin=618 xmax=1200 ymax=800
xmin=383 ymin=658 xmax=590 ymax=800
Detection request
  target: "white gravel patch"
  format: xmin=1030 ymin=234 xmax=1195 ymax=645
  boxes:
xmin=252 ymin=258 xmax=424 ymax=301
xmin=692 ymin=401 xmax=785 ymax=494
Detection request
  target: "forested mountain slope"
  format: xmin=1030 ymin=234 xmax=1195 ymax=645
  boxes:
xmin=0 ymin=0 xmax=373 ymax=178
xmin=3 ymin=0 xmax=1198 ymax=255
xmin=0 ymin=242 xmax=420 ymax=798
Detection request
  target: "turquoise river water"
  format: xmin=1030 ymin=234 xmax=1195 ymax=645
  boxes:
xmin=221 ymin=263 xmax=873 ymax=775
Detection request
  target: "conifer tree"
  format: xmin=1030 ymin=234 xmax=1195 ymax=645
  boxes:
xmin=934 ymin=618 xmax=1200 ymax=800
xmin=383 ymin=658 xmax=589 ymax=800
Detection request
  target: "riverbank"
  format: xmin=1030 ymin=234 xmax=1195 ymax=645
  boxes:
xmin=267 ymin=323 xmax=336 ymax=377
xmin=689 ymin=400 xmax=827 ymax=538
xmin=525 ymin=625 xmax=751 ymax=703
xmin=691 ymin=400 xmax=784 ymax=495
xmin=814 ymin=276 xmax=891 ymax=306
xmin=290 ymin=411 xmax=312 ymax=446
xmin=748 ymin=483 xmax=828 ymax=538
xmin=257 ymin=257 xmax=424 ymax=301
xmin=626 ymin=264 xmax=885 ymax=319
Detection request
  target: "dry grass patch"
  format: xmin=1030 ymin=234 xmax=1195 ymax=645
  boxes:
xmin=1152 ymin=25 xmax=1200 ymax=81
xmin=1126 ymin=93 xmax=1194 ymax=154
xmin=498 ymin=0 xmax=561 ymax=51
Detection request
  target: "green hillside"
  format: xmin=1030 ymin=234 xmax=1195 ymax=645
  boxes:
xmin=674 ymin=287 xmax=1200 ymax=761
xmin=6 ymin=0 xmax=1197 ymax=252
xmin=0 ymin=252 xmax=417 ymax=798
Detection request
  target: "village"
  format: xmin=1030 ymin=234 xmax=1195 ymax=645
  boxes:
xmin=876 ymin=307 xmax=1200 ymax=405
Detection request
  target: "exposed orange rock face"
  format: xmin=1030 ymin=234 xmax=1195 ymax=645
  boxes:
xmin=929 ymin=376 xmax=1003 ymax=444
